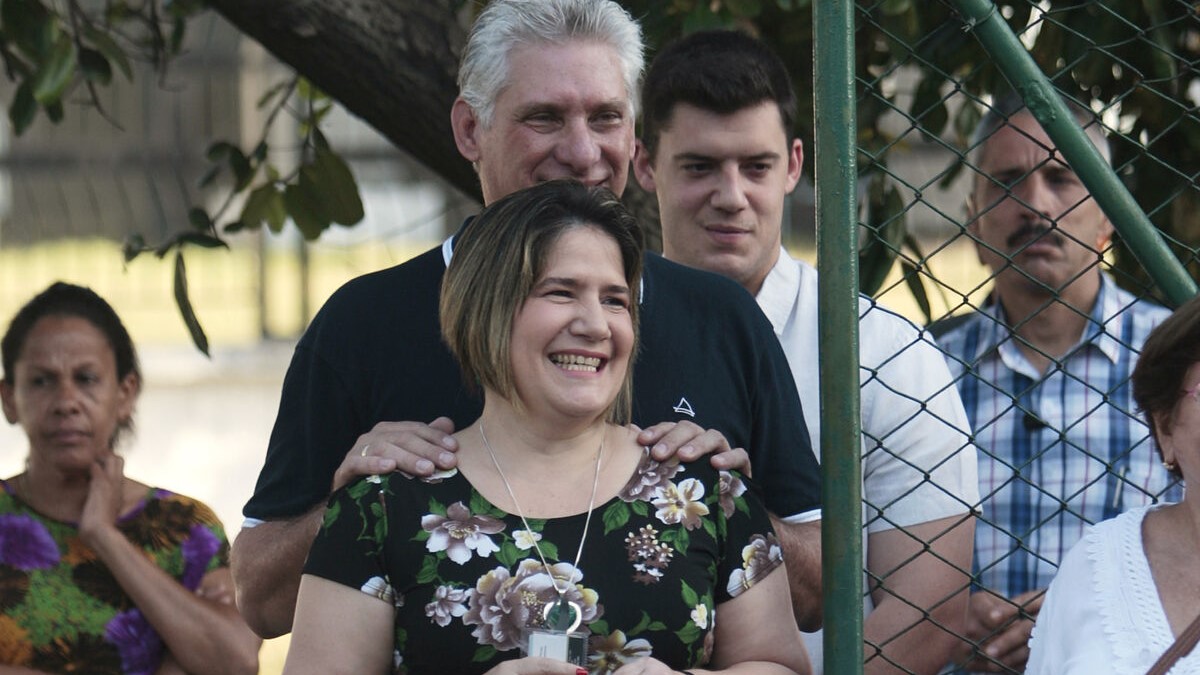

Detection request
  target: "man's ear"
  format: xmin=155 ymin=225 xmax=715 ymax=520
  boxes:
xmin=1 ymin=381 xmax=17 ymax=425
xmin=784 ymin=138 xmax=804 ymax=193
xmin=1096 ymin=217 xmax=1115 ymax=253
xmin=451 ymin=98 xmax=483 ymax=163
xmin=632 ymin=140 xmax=658 ymax=192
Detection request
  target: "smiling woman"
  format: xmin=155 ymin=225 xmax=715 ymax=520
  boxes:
xmin=0 ymin=282 xmax=260 ymax=675
xmin=282 ymin=180 xmax=811 ymax=675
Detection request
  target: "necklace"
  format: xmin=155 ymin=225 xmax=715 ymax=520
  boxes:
xmin=479 ymin=422 xmax=604 ymax=633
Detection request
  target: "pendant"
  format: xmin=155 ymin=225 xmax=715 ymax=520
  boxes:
xmin=527 ymin=597 xmax=588 ymax=665
xmin=543 ymin=597 xmax=583 ymax=633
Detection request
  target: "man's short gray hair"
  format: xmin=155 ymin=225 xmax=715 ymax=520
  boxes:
xmin=969 ymin=89 xmax=1112 ymax=172
xmin=457 ymin=0 xmax=644 ymax=127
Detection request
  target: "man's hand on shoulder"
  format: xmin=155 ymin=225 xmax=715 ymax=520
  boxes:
xmin=331 ymin=417 xmax=460 ymax=493
xmin=635 ymin=421 xmax=750 ymax=476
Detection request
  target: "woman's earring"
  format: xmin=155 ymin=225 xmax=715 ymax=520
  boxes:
xmin=1163 ymin=460 xmax=1178 ymax=472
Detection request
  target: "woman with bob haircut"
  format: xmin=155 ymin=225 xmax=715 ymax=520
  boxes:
xmin=0 ymin=282 xmax=259 ymax=674
xmin=284 ymin=180 xmax=809 ymax=675
xmin=1026 ymin=293 xmax=1200 ymax=674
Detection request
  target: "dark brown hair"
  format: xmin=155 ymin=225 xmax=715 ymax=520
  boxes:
xmin=1131 ymin=293 xmax=1200 ymax=480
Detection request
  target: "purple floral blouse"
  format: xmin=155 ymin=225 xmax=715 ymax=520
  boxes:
xmin=304 ymin=449 xmax=785 ymax=674
xmin=0 ymin=482 xmax=229 ymax=674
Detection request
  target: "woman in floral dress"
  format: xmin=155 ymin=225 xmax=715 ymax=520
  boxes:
xmin=284 ymin=181 xmax=810 ymax=675
xmin=0 ymin=282 xmax=259 ymax=675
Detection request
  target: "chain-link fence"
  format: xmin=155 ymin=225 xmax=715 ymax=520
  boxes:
xmin=815 ymin=1 xmax=1198 ymax=673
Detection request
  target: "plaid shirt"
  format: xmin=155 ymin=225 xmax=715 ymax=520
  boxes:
xmin=938 ymin=273 xmax=1179 ymax=598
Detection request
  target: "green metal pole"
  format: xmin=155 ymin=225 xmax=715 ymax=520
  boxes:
xmin=953 ymin=0 xmax=1197 ymax=306
xmin=814 ymin=0 xmax=863 ymax=673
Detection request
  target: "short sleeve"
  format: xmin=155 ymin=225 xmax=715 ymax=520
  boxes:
xmin=303 ymin=476 xmax=396 ymax=606
xmin=714 ymin=471 xmax=785 ymax=605
xmin=184 ymin=498 xmax=231 ymax=574
xmin=244 ymin=338 xmax=364 ymax=520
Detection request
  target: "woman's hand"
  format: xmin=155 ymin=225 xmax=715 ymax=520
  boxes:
xmin=78 ymin=454 xmax=125 ymax=545
xmin=483 ymin=657 xmax=587 ymax=675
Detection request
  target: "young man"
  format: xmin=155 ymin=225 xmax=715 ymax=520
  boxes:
xmin=231 ymin=0 xmax=824 ymax=639
xmin=933 ymin=92 xmax=1178 ymax=672
xmin=632 ymin=30 xmax=978 ymax=674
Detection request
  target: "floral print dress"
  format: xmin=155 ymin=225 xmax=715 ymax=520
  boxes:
xmin=304 ymin=449 xmax=785 ymax=674
xmin=0 ymin=482 xmax=229 ymax=674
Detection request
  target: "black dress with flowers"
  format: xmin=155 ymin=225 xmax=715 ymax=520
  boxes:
xmin=304 ymin=450 xmax=785 ymax=674
xmin=0 ymin=483 xmax=229 ymax=674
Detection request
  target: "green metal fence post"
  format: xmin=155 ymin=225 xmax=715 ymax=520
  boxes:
xmin=952 ymin=0 xmax=1197 ymax=307
xmin=814 ymin=0 xmax=863 ymax=673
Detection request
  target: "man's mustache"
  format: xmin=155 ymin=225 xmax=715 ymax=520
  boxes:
xmin=1006 ymin=223 xmax=1063 ymax=251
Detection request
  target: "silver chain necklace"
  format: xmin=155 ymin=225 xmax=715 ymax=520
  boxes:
xmin=479 ymin=421 xmax=604 ymax=633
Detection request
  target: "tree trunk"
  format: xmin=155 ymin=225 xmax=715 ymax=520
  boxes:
xmin=205 ymin=0 xmax=666 ymax=247
xmin=206 ymin=0 xmax=481 ymax=204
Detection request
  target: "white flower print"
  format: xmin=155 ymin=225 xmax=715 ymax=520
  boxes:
xmin=512 ymin=529 xmax=542 ymax=550
xmin=425 ymin=584 xmax=471 ymax=626
xmin=652 ymin=478 xmax=710 ymax=530
xmin=421 ymin=501 xmax=506 ymax=564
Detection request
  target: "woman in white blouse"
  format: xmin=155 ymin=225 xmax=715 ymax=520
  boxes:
xmin=1026 ymin=293 xmax=1200 ymax=674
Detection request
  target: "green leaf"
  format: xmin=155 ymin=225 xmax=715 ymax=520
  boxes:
xmin=3 ymin=0 xmax=56 ymax=59
xmin=241 ymin=184 xmax=286 ymax=233
xmin=911 ymin=73 xmax=948 ymax=139
xmin=82 ymin=24 xmax=132 ymax=80
xmin=859 ymin=178 xmax=906 ymax=296
xmin=32 ymin=35 xmax=76 ymax=105
xmin=307 ymin=147 xmax=365 ymax=225
xmin=256 ymin=78 xmax=294 ymax=108
xmin=495 ymin=541 xmax=520 ymax=567
xmin=187 ymin=207 xmax=212 ymax=232
xmin=229 ymin=148 xmax=253 ymax=191
xmin=416 ymin=555 xmax=439 ymax=584
xmin=538 ymin=539 xmax=559 ymax=560
xmin=198 ymin=164 xmax=222 ymax=188
xmin=953 ymin=99 xmax=982 ymax=147
xmin=121 ymin=233 xmax=147 ymax=263
xmin=284 ymin=180 xmax=330 ymax=240
xmin=468 ymin=490 xmax=491 ymax=517
xmin=322 ymin=500 xmax=341 ymax=529
xmin=347 ymin=479 xmax=373 ymax=500
xmin=173 ymin=251 xmax=210 ymax=357
xmin=206 ymin=141 xmax=236 ymax=162
xmin=44 ymin=99 xmax=62 ymax=123
xmin=9 ymin=79 xmax=36 ymax=135
xmin=176 ymin=232 xmax=228 ymax=250
xmin=902 ymin=234 xmax=937 ymax=323
xmin=680 ymin=580 xmax=699 ymax=607
xmin=78 ymin=48 xmax=111 ymax=85
xmin=602 ymin=501 xmax=631 ymax=535
xmin=675 ymin=622 xmax=702 ymax=644
xmin=472 ymin=646 xmax=497 ymax=663
xmin=628 ymin=611 xmax=652 ymax=635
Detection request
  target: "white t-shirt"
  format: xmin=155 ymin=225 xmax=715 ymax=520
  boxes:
xmin=755 ymin=252 xmax=979 ymax=670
